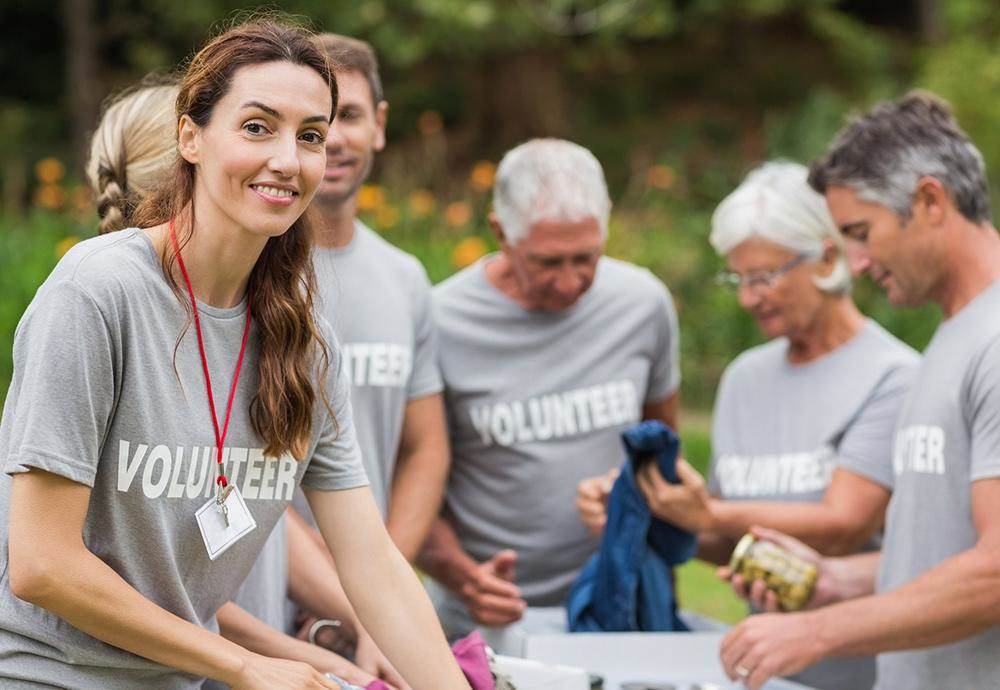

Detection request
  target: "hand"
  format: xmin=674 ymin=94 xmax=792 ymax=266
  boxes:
xmin=716 ymin=526 xmax=841 ymax=612
xmin=355 ymin=632 xmax=411 ymax=690
xmin=576 ymin=467 xmax=619 ymax=536
xmin=636 ymin=457 xmax=714 ymax=533
xmin=720 ymin=610 xmax=826 ymax=690
xmin=459 ymin=549 xmax=527 ymax=626
xmin=229 ymin=652 xmax=340 ymax=690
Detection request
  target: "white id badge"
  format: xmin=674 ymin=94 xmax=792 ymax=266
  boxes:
xmin=195 ymin=486 xmax=257 ymax=560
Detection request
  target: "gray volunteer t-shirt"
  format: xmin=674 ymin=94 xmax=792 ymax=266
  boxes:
xmin=0 ymin=229 xmax=367 ymax=689
xmin=709 ymin=319 xmax=918 ymax=690
xmin=434 ymin=255 xmax=680 ymax=606
xmin=293 ymin=221 xmax=442 ymax=520
xmin=875 ymin=279 xmax=1000 ymax=690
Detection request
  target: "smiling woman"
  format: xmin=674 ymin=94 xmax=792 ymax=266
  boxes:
xmin=0 ymin=17 xmax=470 ymax=690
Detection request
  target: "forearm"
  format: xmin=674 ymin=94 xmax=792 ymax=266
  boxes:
xmin=386 ymin=447 xmax=449 ymax=562
xmin=217 ymin=602 xmax=357 ymax=677
xmin=285 ymin=509 xmax=363 ymax=639
xmin=340 ymin=535 xmax=469 ymax=690
xmin=15 ymin=547 xmax=247 ymax=684
xmin=415 ymin=517 xmax=478 ymax=593
xmin=813 ymin=545 xmax=1000 ymax=657
xmin=709 ymin=500 xmax=874 ymax=555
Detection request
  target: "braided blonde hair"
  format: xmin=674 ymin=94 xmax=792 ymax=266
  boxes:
xmin=86 ymin=82 xmax=178 ymax=234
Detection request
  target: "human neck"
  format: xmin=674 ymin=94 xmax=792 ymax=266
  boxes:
xmin=786 ymin=297 xmax=866 ymax=365
xmin=933 ymin=221 xmax=1000 ymax=319
xmin=157 ymin=200 xmax=268 ymax=309
xmin=314 ymin=196 xmax=358 ymax=248
xmin=484 ymin=253 xmax=536 ymax=309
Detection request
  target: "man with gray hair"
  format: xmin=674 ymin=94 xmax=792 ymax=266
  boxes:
xmin=720 ymin=91 xmax=1000 ymax=690
xmin=418 ymin=138 xmax=682 ymax=639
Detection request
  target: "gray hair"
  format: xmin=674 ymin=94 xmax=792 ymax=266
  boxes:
xmin=808 ymin=90 xmax=991 ymax=223
xmin=711 ymin=161 xmax=851 ymax=294
xmin=492 ymin=138 xmax=611 ymax=245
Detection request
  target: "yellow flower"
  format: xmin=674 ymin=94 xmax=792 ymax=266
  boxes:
xmin=444 ymin=201 xmax=472 ymax=228
xmin=34 ymin=184 xmax=66 ymax=210
xmin=469 ymin=161 xmax=496 ymax=193
xmin=646 ymin=164 xmax=676 ymax=191
xmin=452 ymin=236 xmax=488 ymax=269
xmin=375 ymin=204 xmax=400 ymax=229
xmin=407 ymin=189 xmax=436 ymax=217
xmin=35 ymin=157 xmax=66 ymax=184
xmin=56 ymin=236 xmax=79 ymax=258
xmin=356 ymin=184 xmax=385 ymax=212
xmin=418 ymin=110 xmax=443 ymax=136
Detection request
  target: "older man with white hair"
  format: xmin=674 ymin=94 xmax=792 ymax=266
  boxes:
xmin=418 ymin=138 xmax=682 ymax=638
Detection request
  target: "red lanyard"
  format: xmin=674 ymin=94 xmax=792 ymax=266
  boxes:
xmin=169 ymin=220 xmax=252 ymax=489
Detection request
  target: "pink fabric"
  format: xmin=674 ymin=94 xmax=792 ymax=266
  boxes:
xmin=364 ymin=631 xmax=494 ymax=690
xmin=451 ymin=631 xmax=495 ymax=690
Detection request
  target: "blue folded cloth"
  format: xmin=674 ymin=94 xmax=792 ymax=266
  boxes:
xmin=566 ymin=420 xmax=698 ymax=632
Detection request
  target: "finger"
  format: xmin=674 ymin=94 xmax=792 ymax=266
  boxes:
xmin=472 ymin=591 xmax=527 ymax=616
xmin=716 ymin=566 xmax=732 ymax=581
xmin=750 ymin=525 xmax=816 ymax=560
xmin=464 ymin=575 xmax=523 ymax=602
xmin=749 ymin=578 xmax=770 ymax=610
xmin=576 ymin=497 xmax=606 ymax=521
xmin=601 ymin=467 xmax=620 ymax=492
xmin=675 ymin=458 xmax=704 ymax=487
xmin=730 ymin=573 xmax=750 ymax=600
xmin=471 ymin=603 xmax=524 ymax=626
xmin=763 ymin=588 xmax=781 ymax=613
xmin=720 ymin=626 xmax=751 ymax=681
xmin=577 ymin=477 xmax=603 ymax=500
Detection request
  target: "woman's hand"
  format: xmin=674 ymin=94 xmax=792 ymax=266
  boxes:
xmin=228 ymin=653 xmax=341 ymax=689
xmin=356 ymin=632 xmax=411 ymax=689
xmin=575 ymin=467 xmax=619 ymax=536
xmin=636 ymin=458 xmax=714 ymax=532
xmin=716 ymin=525 xmax=842 ymax=611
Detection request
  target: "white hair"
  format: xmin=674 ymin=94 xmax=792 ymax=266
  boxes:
xmin=492 ymin=138 xmax=611 ymax=245
xmin=710 ymin=160 xmax=851 ymax=294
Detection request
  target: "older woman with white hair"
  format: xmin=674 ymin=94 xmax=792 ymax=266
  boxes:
xmin=577 ymin=160 xmax=918 ymax=690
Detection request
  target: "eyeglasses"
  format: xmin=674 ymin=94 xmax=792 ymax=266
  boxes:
xmin=715 ymin=254 xmax=810 ymax=293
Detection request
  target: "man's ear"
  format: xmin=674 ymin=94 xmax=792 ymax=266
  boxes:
xmin=912 ymin=175 xmax=948 ymax=226
xmin=177 ymin=114 xmax=201 ymax=165
xmin=373 ymin=100 xmax=388 ymax=153
xmin=488 ymin=212 xmax=509 ymax=248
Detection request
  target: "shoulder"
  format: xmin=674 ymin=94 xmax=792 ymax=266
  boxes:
xmin=595 ymin=257 xmax=673 ymax=303
xmin=720 ymin=339 xmax=786 ymax=387
xmin=356 ymin=224 xmax=430 ymax=287
xmin=859 ymin=320 xmax=921 ymax=371
xmin=36 ymin=228 xmax=158 ymax=314
xmin=432 ymin=261 xmax=485 ymax=306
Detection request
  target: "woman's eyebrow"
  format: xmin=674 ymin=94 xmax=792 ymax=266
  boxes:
xmin=241 ymin=101 xmax=326 ymax=124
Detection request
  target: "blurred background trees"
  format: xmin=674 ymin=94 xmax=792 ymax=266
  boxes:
xmin=2 ymin=0 xmax=999 ymax=410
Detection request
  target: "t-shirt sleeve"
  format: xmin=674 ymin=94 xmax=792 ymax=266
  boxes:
xmin=301 ymin=340 xmax=370 ymax=491
xmin=406 ymin=264 xmax=443 ymax=400
xmin=646 ymin=279 xmax=682 ymax=403
xmin=836 ymin=362 xmax=917 ymax=490
xmin=3 ymin=281 xmax=117 ymax=487
xmin=966 ymin=336 xmax=1000 ymax=482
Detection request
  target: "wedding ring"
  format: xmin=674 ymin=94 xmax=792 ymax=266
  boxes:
xmin=307 ymin=618 xmax=342 ymax=646
xmin=735 ymin=664 xmax=751 ymax=678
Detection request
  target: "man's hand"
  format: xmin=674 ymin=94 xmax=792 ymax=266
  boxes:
xmin=716 ymin=526 xmax=843 ymax=612
xmin=459 ymin=550 xmax=527 ymax=626
xmin=636 ymin=458 xmax=714 ymax=533
xmin=720 ymin=610 xmax=827 ymax=690
xmin=575 ymin=468 xmax=619 ymax=536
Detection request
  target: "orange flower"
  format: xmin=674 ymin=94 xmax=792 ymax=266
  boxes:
xmin=418 ymin=110 xmax=443 ymax=136
xmin=375 ymin=204 xmax=400 ymax=229
xmin=452 ymin=236 xmax=488 ymax=269
xmin=469 ymin=161 xmax=496 ymax=193
xmin=35 ymin=157 xmax=66 ymax=184
xmin=34 ymin=184 xmax=66 ymax=210
xmin=646 ymin=164 xmax=676 ymax=191
xmin=444 ymin=201 xmax=472 ymax=228
xmin=407 ymin=189 xmax=436 ymax=217
xmin=56 ymin=236 xmax=79 ymax=258
xmin=356 ymin=184 xmax=385 ymax=212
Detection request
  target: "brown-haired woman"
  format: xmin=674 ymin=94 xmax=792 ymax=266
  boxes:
xmin=0 ymin=19 xmax=470 ymax=690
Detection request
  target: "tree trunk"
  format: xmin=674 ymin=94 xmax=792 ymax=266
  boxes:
xmin=63 ymin=0 xmax=100 ymax=175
